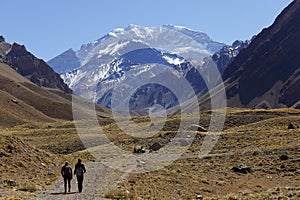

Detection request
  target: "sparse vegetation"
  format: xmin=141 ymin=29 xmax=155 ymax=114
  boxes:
xmin=0 ymin=108 xmax=299 ymax=199
xmin=100 ymin=108 xmax=300 ymax=199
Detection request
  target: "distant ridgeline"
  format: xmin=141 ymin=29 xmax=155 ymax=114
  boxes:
xmin=47 ymin=25 xmax=228 ymax=112
xmin=43 ymin=0 xmax=300 ymax=112
xmin=0 ymin=36 xmax=71 ymax=94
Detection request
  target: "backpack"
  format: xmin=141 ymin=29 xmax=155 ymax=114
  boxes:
xmin=63 ymin=166 xmax=71 ymax=176
xmin=76 ymin=167 xmax=84 ymax=176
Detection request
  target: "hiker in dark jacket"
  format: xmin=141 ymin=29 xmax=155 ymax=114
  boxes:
xmin=61 ymin=161 xmax=73 ymax=194
xmin=74 ymin=159 xmax=86 ymax=193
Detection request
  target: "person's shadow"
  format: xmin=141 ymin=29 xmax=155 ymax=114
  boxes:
xmin=50 ymin=192 xmax=77 ymax=195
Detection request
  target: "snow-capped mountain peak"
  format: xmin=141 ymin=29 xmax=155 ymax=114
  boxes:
xmin=48 ymin=25 xmax=225 ymax=111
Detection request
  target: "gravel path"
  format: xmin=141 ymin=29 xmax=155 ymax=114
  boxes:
xmin=37 ymin=162 xmax=123 ymax=200
xmin=36 ymin=152 xmax=232 ymax=199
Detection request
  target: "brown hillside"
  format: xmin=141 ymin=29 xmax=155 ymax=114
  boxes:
xmin=0 ymin=62 xmax=110 ymax=129
xmin=99 ymin=108 xmax=300 ymax=199
xmin=223 ymin=0 xmax=300 ymax=108
xmin=0 ymin=134 xmax=63 ymax=198
xmin=3 ymin=40 xmax=72 ymax=94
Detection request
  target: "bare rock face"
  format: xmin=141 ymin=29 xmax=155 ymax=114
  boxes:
xmin=223 ymin=0 xmax=300 ymax=108
xmin=3 ymin=42 xmax=71 ymax=93
xmin=0 ymin=36 xmax=5 ymax=43
xmin=0 ymin=36 xmax=11 ymax=61
xmin=47 ymin=48 xmax=80 ymax=74
xmin=212 ymin=39 xmax=251 ymax=74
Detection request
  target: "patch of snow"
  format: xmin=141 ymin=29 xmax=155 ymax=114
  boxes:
xmin=113 ymin=28 xmax=125 ymax=33
xmin=53 ymin=24 xmax=225 ymax=107
xmin=131 ymin=39 xmax=144 ymax=44
xmin=172 ymin=47 xmax=208 ymax=55
xmin=5 ymin=47 xmax=12 ymax=55
xmin=98 ymin=41 xmax=130 ymax=56
xmin=130 ymin=26 xmax=145 ymax=39
xmin=144 ymin=27 xmax=155 ymax=37
xmin=62 ymin=69 xmax=87 ymax=88
xmin=108 ymin=32 xmax=118 ymax=38
xmin=164 ymin=24 xmax=201 ymax=32
xmin=163 ymin=55 xmax=184 ymax=65
xmin=134 ymin=64 xmax=156 ymax=77
xmin=89 ymin=65 xmax=110 ymax=83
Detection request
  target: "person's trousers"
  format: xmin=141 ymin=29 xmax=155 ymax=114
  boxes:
xmin=77 ymin=176 xmax=84 ymax=192
xmin=64 ymin=178 xmax=71 ymax=193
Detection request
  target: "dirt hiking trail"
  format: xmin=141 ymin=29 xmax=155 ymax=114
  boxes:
xmin=37 ymin=162 xmax=124 ymax=200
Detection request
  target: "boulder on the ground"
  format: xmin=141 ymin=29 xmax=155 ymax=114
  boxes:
xmin=232 ymin=166 xmax=252 ymax=174
xmin=196 ymin=194 xmax=203 ymax=199
xmin=149 ymin=142 xmax=162 ymax=151
xmin=279 ymin=154 xmax=289 ymax=160
xmin=4 ymin=179 xmax=17 ymax=186
xmin=288 ymin=123 xmax=296 ymax=129
xmin=133 ymin=146 xmax=146 ymax=153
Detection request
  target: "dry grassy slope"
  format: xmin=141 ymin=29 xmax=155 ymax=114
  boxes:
xmin=0 ymin=107 xmax=299 ymax=199
xmin=0 ymin=90 xmax=54 ymax=128
xmin=0 ymin=63 xmax=53 ymax=128
xmin=0 ymin=134 xmax=63 ymax=199
xmin=101 ymin=108 xmax=300 ymax=199
xmin=0 ymin=62 xmax=111 ymax=129
xmin=0 ymin=61 xmax=112 ymax=199
xmin=0 ymin=63 xmax=111 ymax=199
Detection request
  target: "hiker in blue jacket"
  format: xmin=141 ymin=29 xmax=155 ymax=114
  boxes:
xmin=74 ymin=159 xmax=86 ymax=193
xmin=61 ymin=161 xmax=73 ymax=194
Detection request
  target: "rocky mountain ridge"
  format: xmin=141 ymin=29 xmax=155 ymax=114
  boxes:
xmin=0 ymin=36 xmax=72 ymax=93
xmin=212 ymin=39 xmax=252 ymax=74
xmin=48 ymin=25 xmax=225 ymax=111
xmin=223 ymin=0 xmax=300 ymax=108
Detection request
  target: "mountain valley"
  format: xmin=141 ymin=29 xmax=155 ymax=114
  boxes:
xmin=0 ymin=0 xmax=300 ymax=199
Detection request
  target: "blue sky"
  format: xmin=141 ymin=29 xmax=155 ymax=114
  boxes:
xmin=1 ymin=0 xmax=293 ymax=61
